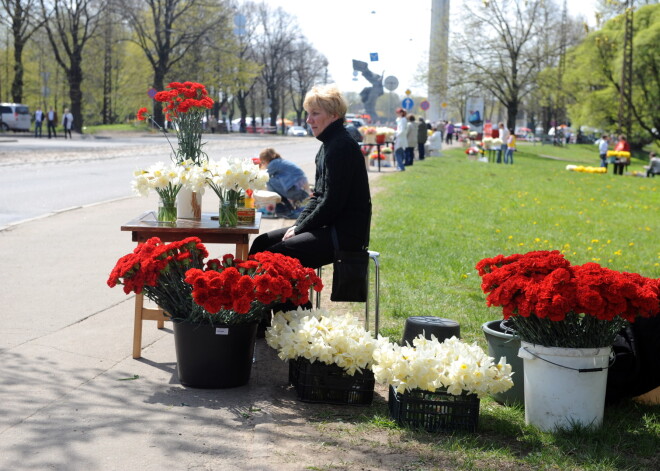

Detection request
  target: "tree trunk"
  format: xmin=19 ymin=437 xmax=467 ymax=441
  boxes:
xmin=68 ymin=57 xmax=84 ymax=133
xmin=11 ymin=42 xmax=25 ymax=103
xmin=152 ymin=68 xmax=166 ymax=128
xmin=506 ymin=99 xmax=518 ymax=133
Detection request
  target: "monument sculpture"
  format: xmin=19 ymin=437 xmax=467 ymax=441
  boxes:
xmin=352 ymin=59 xmax=384 ymax=122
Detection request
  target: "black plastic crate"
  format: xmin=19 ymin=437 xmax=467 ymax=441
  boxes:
xmin=388 ymin=386 xmax=480 ymax=432
xmin=288 ymin=357 xmax=300 ymax=387
xmin=291 ymin=357 xmax=374 ymax=405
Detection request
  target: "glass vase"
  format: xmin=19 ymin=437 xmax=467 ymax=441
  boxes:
xmin=219 ymin=199 xmax=238 ymax=227
xmin=157 ymin=196 xmax=178 ymax=225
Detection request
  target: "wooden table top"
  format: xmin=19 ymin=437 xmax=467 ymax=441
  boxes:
xmin=121 ymin=211 xmax=262 ymax=237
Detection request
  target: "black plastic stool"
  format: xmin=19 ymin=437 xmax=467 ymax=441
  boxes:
xmin=401 ymin=316 xmax=460 ymax=345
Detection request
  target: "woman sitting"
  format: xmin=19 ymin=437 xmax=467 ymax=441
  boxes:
xmin=249 ymin=85 xmax=371 ymax=270
xmin=259 ymin=147 xmax=310 ymax=217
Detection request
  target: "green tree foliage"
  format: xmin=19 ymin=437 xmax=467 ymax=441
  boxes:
xmin=564 ymin=3 xmax=660 ymax=147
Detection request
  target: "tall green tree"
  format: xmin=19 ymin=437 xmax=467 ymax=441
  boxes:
xmin=564 ymin=3 xmax=660 ymax=147
xmin=118 ymin=0 xmax=223 ymax=126
xmin=40 ymin=0 xmax=101 ymax=133
xmin=1 ymin=0 xmax=44 ymax=103
xmin=452 ymin=0 xmax=551 ymax=131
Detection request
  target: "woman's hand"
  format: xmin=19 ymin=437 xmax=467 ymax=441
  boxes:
xmin=283 ymin=226 xmax=297 ymax=240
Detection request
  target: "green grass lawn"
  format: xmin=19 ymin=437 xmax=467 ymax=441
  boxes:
xmin=340 ymin=142 xmax=660 ymax=470
xmin=372 ymin=142 xmax=659 ymax=343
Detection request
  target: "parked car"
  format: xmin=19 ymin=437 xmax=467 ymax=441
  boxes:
xmin=286 ymin=125 xmax=308 ymax=137
xmin=0 ymin=103 xmax=31 ymax=132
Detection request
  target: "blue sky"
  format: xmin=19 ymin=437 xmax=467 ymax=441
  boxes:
xmin=266 ymin=0 xmax=599 ymax=97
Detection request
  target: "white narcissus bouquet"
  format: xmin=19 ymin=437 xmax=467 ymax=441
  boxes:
xmin=132 ymin=162 xmax=183 ymax=201
xmin=204 ymin=157 xmax=269 ymax=204
xmin=179 ymin=159 xmax=208 ymax=194
xmin=372 ymin=335 xmax=514 ymax=397
xmin=266 ymin=309 xmax=379 ymax=376
xmin=492 ymin=137 xmax=503 ymax=147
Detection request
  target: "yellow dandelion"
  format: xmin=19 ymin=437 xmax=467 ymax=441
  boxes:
xmin=629 ymin=242 xmax=634 ymax=247
xmin=591 ymin=239 xmax=599 ymax=243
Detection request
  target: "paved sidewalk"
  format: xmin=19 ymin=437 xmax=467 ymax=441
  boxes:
xmin=0 ymin=140 xmax=457 ymax=470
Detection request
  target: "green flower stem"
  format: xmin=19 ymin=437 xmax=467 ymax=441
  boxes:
xmin=510 ymin=312 xmax=627 ymax=348
xmin=174 ymin=111 xmax=207 ymax=165
xmin=155 ymin=183 xmax=182 ymax=223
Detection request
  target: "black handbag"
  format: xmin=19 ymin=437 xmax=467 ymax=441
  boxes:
xmin=330 ymin=227 xmax=369 ymax=302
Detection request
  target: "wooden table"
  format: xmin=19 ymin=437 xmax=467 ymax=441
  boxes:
xmin=121 ymin=211 xmax=262 ymax=358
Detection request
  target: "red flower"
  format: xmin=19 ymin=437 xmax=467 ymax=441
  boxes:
xmin=137 ymin=107 xmax=148 ymax=121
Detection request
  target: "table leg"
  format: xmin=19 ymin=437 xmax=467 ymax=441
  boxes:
xmin=377 ymin=144 xmax=381 ymax=172
xmin=236 ymin=242 xmax=248 ymax=260
xmin=133 ymin=292 xmax=145 ymax=359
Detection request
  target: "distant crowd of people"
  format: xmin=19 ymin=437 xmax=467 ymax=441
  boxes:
xmin=32 ymin=106 xmax=74 ymax=139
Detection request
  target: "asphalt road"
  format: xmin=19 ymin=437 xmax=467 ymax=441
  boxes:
xmin=0 ymin=132 xmax=320 ymax=229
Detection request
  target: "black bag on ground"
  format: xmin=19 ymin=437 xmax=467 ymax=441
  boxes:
xmin=330 ymin=227 xmax=369 ymax=302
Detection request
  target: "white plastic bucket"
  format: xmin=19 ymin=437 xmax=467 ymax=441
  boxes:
xmin=518 ymin=341 xmax=611 ymax=431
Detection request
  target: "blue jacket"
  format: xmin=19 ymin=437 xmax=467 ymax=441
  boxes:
xmin=266 ymin=158 xmax=307 ymax=197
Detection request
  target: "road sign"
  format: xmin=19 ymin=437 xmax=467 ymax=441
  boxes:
xmin=147 ymin=87 xmax=157 ymax=98
xmin=402 ymin=98 xmax=414 ymax=111
xmin=420 ymin=100 xmax=430 ymax=111
xmin=370 ymin=52 xmax=379 ymax=61
xmin=405 ymin=89 xmax=411 ymax=96
xmin=384 ymin=76 xmax=398 ymax=91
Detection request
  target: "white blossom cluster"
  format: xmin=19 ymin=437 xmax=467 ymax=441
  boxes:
xmin=372 ymin=335 xmax=514 ymax=397
xmin=204 ymin=157 xmax=268 ymax=195
xmin=132 ymin=162 xmax=183 ymax=197
xmin=178 ymin=159 xmax=209 ymax=193
xmin=265 ymin=308 xmax=380 ymax=376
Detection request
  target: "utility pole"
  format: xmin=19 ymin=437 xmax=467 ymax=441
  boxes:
xmin=556 ymin=0 xmax=567 ymax=126
xmin=618 ymin=0 xmax=633 ymax=138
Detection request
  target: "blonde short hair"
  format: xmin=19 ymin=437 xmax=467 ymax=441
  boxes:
xmin=303 ymin=85 xmax=347 ymax=119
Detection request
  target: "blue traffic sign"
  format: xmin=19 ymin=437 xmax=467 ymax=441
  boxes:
xmin=402 ymin=97 xmax=414 ymax=110
xmin=370 ymin=52 xmax=379 ymax=61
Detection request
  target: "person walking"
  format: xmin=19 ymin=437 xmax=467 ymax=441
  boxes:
xmin=47 ymin=107 xmax=57 ymax=138
xmin=436 ymin=120 xmax=446 ymax=142
xmin=597 ymin=134 xmax=609 ymax=171
xmin=496 ymin=122 xmax=508 ymax=163
xmin=62 ymin=108 xmax=73 ymax=139
xmin=33 ymin=107 xmax=44 ymax=138
xmin=612 ymin=134 xmax=630 ymax=176
xmin=417 ymin=117 xmax=428 ymax=160
xmin=405 ymin=114 xmax=418 ymax=166
xmin=394 ymin=107 xmax=408 ymax=171
xmin=505 ymin=129 xmax=516 ymax=164
xmin=445 ymin=121 xmax=454 ymax=145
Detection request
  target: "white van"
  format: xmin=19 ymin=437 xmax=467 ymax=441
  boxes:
xmin=0 ymin=103 xmax=31 ymax=132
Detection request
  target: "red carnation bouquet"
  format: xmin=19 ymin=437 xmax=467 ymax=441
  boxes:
xmin=476 ymin=250 xmax=660 ymax=348
xmin=108 ymin=237 xmax=323 ymax=325
xmin=137 ymin=81 xmax=214 ymax=165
